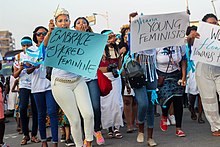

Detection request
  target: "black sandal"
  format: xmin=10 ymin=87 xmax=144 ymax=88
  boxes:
xmin=114 ymin=129 xmax=123 ymax=139
xmin=107 ymin=131 xmax=114 ymax=139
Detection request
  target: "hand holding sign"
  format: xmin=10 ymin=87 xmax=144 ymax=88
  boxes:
xmin=44 ymin=28 xmax=108 ymax=79
xmin=191 ymin=21 xmax=220 ymax=67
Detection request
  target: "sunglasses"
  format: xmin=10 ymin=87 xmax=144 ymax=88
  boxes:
xmin=36 ymin=32 xmax=47 ymax=37
xmin=22 ymin=44 xmax=32 ymax=47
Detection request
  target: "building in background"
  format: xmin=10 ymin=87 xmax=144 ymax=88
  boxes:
xmin=0 ymin=31 xmax=16 ymax=76
xmin=0 ymin=31 xmax=15 ymax=57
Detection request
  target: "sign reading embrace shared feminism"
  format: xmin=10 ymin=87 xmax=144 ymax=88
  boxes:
xmin=130 ymin=11 xmax=189 ymax=53
xmin=44 ymin=28 xmax=108 ymax=78
xmin=191 ymin=22 xmax=220 ymax=66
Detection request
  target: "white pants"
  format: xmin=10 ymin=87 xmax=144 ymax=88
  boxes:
xmin=101 ymin=72 xmax=124 ymax=129
xmin=51 ymin=76 xmax=94 ymax=147
xmin=196 ymin=62 xmax=220 ymax=132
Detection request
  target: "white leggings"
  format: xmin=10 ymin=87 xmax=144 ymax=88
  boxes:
xmin=51 ymin=76 xmax=94 ymax=147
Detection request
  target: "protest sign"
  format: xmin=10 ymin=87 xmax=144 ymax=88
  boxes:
xmin=191 ymin=21 xmax=220 ymax=67
xmin=44 ymin=28 xmax=108 ymax=78
xmin=130 ymin=11 xmax=189 ymax=53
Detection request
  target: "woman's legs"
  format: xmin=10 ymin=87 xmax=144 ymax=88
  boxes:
xmin=86 ymin=79 xmax=101 ymax=132
xmin=196 ymin=94 xmax=204 ymax=123
xmin=0 ymin=119 xmax=5 ymax=145
xmin=52 ymin=80 xmax=84 ymax=147
xmin=123 ymin=95 xmax=133 ymax=132
xmin=173 ymin=96 xmax=183 ymax=130
xmin=189 ymin=94 xmax=197 ymax=120
xmin=74 ymin=79 xmax=94 ymax=146
xmin=33 ymin=92 xmax=47 ymax=142
xmin=19 ymin=88 xmax=31 ymax=137
xmin=52 ymin=77 xmax=94 ymax=147
xmin=133 ymin=87 xmax=148 ymax=142
xmin=30 ymin=93 xmax=38 ymax=138
xmin=45 ymin=90 xmax=58 ymax=143
xmin=146 ymin=92 xmax=155 ymax=139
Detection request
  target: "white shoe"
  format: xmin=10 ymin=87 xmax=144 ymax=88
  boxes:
xmin=137 ymin=132 xmax=144 ymax=143
xmin=167 ymin=119 xmax=170 ymax=126
xmin=168 ymin=115 xmax=176 ymax=125
xmin=147 ymin=138 xmax=157 ymax=147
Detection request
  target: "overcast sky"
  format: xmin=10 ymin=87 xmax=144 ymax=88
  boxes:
xmin=0 ymin=0 xmax=219 ymax=49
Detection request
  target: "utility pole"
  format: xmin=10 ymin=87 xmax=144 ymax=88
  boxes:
xmin=211 ymin=0 xmax=218 ymax=17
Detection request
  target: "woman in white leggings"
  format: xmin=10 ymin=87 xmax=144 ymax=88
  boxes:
xmin=44 ymin=8 xmax=94 ymax=147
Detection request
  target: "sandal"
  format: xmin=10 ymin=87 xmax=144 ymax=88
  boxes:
xmin=31 ymin=136 xmax=41 ymax=143
xmin=21 ymin=136 xmax=30 ymax=145
xmin=127 ymin=128 xmax=133 ymax=133
xmin=190 ymin=112 xmax=197 ymax=120
xmin=212 ymin=131 xmax=220 ymax=136
xmin=198 ymin=117 xmax=205 ymax=124
xmin=114 ymin=129 xmax=123 ymax=139
xmin=107 ymin=131 xmax=114 ymax=139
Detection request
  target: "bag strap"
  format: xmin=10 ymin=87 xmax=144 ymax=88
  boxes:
xmin=165 ymin=47 xmax=172 ymax=74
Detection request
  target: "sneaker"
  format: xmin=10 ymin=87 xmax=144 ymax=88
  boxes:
xmin=147 ymin=138 xmax=157 ymax=147
xmin=65 ymin=139 xmax=75 ymax=146
xmin=94 ymin=131 xmax=105 ymax=145
xmin=176 ymin=130 xmax=186 ymax=137
xmin=160 ymin=116 xmax=168 ymax=131
xmin=168 ymin=115 xmax=176 ymax=125
xmin=137 ymin=132 xmax=144 ymax=143
xmin=167 ymin=119 xmax=170 ymax=126
xmin=60 ymin=134 xmax=66 ymax=143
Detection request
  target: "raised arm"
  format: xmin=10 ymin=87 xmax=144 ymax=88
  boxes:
xmin=44 ymin=19 xmax=55 ymax=47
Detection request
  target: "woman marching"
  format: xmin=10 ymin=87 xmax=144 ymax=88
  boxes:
xmin=44 ymin=8 xmax=94 ymax=147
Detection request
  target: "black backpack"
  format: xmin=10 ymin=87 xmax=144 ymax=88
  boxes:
xmin=125 ymin=59 xmax=146 ymax=88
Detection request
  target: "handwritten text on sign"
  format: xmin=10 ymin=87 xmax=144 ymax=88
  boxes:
xmin=191 ymin=22 xmax=220 ymax=67
xmin=44 ymin=28 xmax=108 ymax=78
xmin=130 ymin=11 xmax=189 ymax=53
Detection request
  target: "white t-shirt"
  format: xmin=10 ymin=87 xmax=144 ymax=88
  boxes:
xmin=52 ymin=68 xmax=79 ymax=79
xmin=31 ymin=64 xmax=51 ymax=93
xmin=156 ymin=46 xmax=186 ymax=73
xmin=14 ymin=52 xmax=31 ymax=89
xmin=7 ymin=75 xmax=18 ymax=110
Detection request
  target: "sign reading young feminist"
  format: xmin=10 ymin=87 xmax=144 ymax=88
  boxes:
xmin=130 ymin=11 xmax=189 ymax=54
xmin=191 ymin=22 xmax=220 ymax=67
xmin=44 ymin=28 xmax=108 ymax=79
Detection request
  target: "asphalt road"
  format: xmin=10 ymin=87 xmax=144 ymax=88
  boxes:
xmin=3 ymin=107 xmax=220 ymax=147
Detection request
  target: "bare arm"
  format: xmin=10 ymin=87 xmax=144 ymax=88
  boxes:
xmin=44 ymin=19 xmax=55 ymax=47
xmin=11 ymin=79 xmax=19 ymax=92
xmin=13 ymin=64 xmax=24 ymax=78
xmin=181 ymin=59 xmax=187 ymax=86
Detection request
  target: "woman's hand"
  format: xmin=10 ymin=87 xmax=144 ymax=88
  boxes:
xmin=181 ymin=77 xmax=186 ymax=86
xmin=125 ymin=83 xmax=131 ymax=94
xmin=48 ymin=19 xmax=55 ymax=33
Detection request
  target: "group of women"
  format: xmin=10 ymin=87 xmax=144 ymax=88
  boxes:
xmin=1 ymin=7 xmax=219 ymax=147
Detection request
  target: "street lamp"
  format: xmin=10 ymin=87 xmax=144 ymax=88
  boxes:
xmin=93 ymin=12 xmax=109 ymax=28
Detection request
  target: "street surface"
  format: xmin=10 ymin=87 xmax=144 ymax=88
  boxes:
xmin=4 ymin=107 xmax=220 ymax=147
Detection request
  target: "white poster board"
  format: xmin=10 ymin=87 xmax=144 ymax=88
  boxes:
xmin=191 ymin=21 xmax=220 ymax=67
xmin=130 ymin=11 xmax=189 ymax=54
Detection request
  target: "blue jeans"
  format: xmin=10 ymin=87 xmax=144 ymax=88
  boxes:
xmin=33 ymin=90 xmax=58 ymax=142
xmin=146 ymin=92 xmax=154 ymax=128
xmin=86 ymin=79 xmax=101 ymax=132
xmin=19 ymin=88 xmax=38 ymax=137
xmin=146 ymin=74 xmax=157 ymax=128
xmin=133 ymin=86 xmax=149 ymax=124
